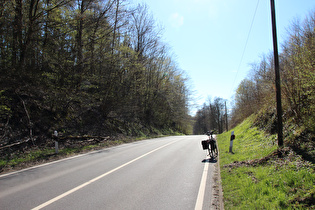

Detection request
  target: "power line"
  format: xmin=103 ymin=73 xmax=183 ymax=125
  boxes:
xmin=230 ymin=0 xmax=260 ymax=97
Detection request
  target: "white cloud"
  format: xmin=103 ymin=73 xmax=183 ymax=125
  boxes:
xmin=169 ymin=13 xmax=184 ymax=28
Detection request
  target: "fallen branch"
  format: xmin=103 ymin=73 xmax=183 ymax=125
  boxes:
xmin=0 ymin=136 xmax=110 ymax=150
xmin=58 ymin=136 xmax=110 ymax=141
xmin=0 ymin=138 xmax=31 ymax=150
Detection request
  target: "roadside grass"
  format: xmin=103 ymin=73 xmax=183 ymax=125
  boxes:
xmin=0 ymin=148 xmax=55 ymax=169
xmin=0 ymin=132 xmax=183 ymax=174
xmin=0 ymin=139 xmax=128 ymax=171
xmin=217 ymin=116 xmax=315 ymax=209
xmin=218 ymin=115 xmax=277 ymax=166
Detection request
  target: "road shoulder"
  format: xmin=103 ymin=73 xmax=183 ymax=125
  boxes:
xmin=211 ymin=141 xmax=224 ymax=209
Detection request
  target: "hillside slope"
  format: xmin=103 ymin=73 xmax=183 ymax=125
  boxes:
xmin=217 ymin=116 xmax=315 ymax=209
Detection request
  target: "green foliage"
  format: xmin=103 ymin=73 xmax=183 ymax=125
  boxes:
xmin=223 ymin=11 xmax=315 ymax=138
xmin=0 ymin=90 xmax=11 ymax=121
xmin=217 ymin=116 xmax=277 ymax=166
xmin=0 ymin=0 xmax=192 ymax=144
xmin=0 ymin=148 xmax=55 ymax=168
xmin=217 ymin=116 xmax=315 ymax=209
xmin=221 ymin=166 xmax=314 ymax=209
xmin=193 ymin=97 xmax=227 ymax=134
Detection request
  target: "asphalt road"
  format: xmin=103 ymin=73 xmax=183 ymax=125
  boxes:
xmin=0 ymin=135 xmax=216 ymax=210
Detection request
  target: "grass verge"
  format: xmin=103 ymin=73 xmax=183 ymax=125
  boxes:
xmin=0 ymin=131 xmax=183 ymax=174
xmin=217 ymin=115 xmax=315 ymax=209
xmin=0 ymin=139 xmax=124 ymax=173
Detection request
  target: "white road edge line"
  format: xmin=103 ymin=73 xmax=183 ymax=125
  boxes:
xmin=31 ymin=140 xmax=178 ymax=210
xmin=0 ymin=147 xmax=110 ymax=178
xmin=194 ymin=161 xmax=209 ymax=210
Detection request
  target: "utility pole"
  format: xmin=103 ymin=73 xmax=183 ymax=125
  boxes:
xmin=270 ymin=0 xmax=283 ymax=147
xmin=225 ymin=101 xmax=228 ymax=131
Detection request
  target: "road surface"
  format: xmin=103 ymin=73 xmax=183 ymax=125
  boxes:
xmin=0 ymin=135 xmax=216 ymax=210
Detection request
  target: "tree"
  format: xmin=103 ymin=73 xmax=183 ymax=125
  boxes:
xmin=193 ymin=97 xmax=226 ymax=134
xmin=0 ymin=0 xmax=192 ymax=145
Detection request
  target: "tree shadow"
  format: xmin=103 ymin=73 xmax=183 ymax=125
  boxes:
xmin=289 ymin=144 xmax=315 ymax=165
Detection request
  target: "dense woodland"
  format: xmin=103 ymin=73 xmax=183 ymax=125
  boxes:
xmin=194 ymin=10 xmax=315 ymax=139
xmin=193 ymin=97 xmax=228 ymax=135
xmin=0 ymin=0 xmax=193 ymax=147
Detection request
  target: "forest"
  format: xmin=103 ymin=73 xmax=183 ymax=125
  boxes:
xmin=193 ymin=97 xmax=228 ymax=135
xmin=194 ymin=10 xmax=315 ymax=141
xmin=0 ymin=0 xmax=193 ymax=148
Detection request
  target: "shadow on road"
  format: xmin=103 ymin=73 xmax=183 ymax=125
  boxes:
xmin=202 ymin=158 xmax=217 ymax=163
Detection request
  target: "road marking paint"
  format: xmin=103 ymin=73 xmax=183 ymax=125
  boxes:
xmin=194 ymin=161 xmax=209 ymax=210
xmin=0 ymin=138 xmax=169 ymax=178
xmin=31 ymin=140 xmax=177 ymax=210
xmin=0 ymin=148 xmax=108 ymax=178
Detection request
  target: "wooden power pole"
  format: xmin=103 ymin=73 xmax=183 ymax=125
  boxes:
xmin=270 ymin=0 xmax=283 ymax=147
xmin=225 ymin=101 xmax=228 ymax=131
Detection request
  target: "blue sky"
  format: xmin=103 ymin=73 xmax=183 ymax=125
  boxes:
xmin=131 ymin=0 xmax=315 ymax=114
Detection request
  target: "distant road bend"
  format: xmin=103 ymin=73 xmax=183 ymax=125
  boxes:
xmin=0 ymin=136 xmax=215 ymax=210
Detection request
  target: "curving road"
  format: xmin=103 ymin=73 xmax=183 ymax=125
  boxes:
xmin=0 ymin=135 xmax=216 ymax=210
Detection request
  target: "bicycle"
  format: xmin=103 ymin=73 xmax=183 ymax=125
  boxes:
xmin=202 ymin=131 xmax=217 ymax=158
